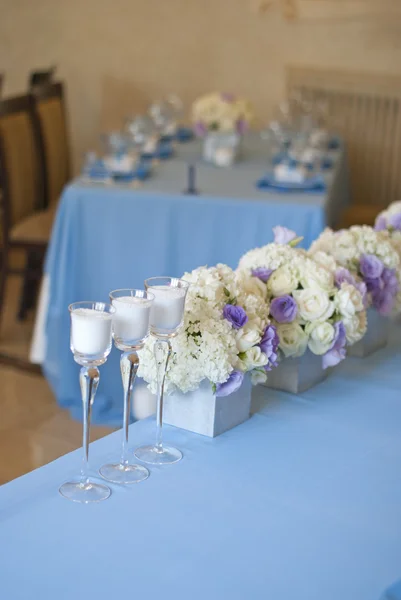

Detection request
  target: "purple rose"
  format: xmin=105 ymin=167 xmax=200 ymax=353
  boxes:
xmin=372 ymin=289 xmax=394 ymax=315
xmin=322 ymin=321 xmax=347 ymax=369
xmin=236 ymin=118 xmax=248 ymax=135
xmin=389 ymin=213 xmax=401 ymax=231
xmin=259 ymin=324 xmax=279 ymax=371
xmin=251 ymin=267 xmax=274 ymax=283
xmin=270 ymin=295 xmax=298 ymax=323
xmin=273 ymin=225 xmax=297 ymax=245
xmin=374 ymin=215 xmax=387 ymax=231
xmin=215 ymin=370 xmax=244 ymax=397
xmin=359 ymin=254 xmax=384 ymax=280
xmin=382 ymin=267 xmax=399 ymax=295
xmin=194 ymin=121 xmax=207 ymax=137
xmin=223 ymin=304 xmax=248 ymax=329
xmin=365 ymin=277 xmax=382 ymax=293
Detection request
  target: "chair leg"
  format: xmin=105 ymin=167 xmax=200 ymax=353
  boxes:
xmin=17 ymin=250 xmax=43 ymax=321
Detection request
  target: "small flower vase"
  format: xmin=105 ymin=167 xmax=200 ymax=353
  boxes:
xmin=163 ymin=376 xmax=251 ymax=437
xmin=202 ymin=132 xmax=240 ymax=167
xmin=262 ymin=350 xmax=327 ymax=394
xmin=348 ymin=308 xmax=389 ymax=357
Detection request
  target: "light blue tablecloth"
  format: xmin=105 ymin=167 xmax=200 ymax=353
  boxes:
xmin=2 ymin=330 xmax=401 ymax=600
xmin=42 ymin=136 xmax=349 ymax=421
xmin=380 ymin=580 xmax=401 ymax=600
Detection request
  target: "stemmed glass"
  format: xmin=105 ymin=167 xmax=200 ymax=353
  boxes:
xmin=135 ymin=277 xmax=189 ymax=465
xmin=99 ymin=289 xmax=154 ymax=484
xmin=59 ymin=301 xmax=115 ymax=503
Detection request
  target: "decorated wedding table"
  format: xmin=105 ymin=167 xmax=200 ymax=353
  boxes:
xmin=30 ymin=131 xmax=348 ymax=421
xmin=1 ymin=327 xmax=401 ymax=600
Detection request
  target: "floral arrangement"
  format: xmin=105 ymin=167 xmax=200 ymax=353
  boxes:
xmin=375 ymin=201 xmax=401 ymax=234
xmin=191 ymin=92 xmax=253 ymax=136
xmin=138 ymin=264 xmax=278 ymax=397
xmin=237 ymin=227 xmax=367 ymax=368
xmin=310 ymin=225 xmax=401 ymax=316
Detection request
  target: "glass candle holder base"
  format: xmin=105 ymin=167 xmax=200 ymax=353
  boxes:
xmin=99 ymin=463 xmax=149 ymax=484
xmin=135 ymin=444 xmax=182 ymax=465
xmin=59 ymin=480 xmax=111 ymax=504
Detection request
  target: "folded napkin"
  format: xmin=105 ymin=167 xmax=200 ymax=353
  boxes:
xmin=160 ymin=126 xmax=194 ymax=143
xmin=112 ymin=161 xmax=151 ymax=182
xmin=141 ymin=141 xmax=174 ymax=160
xmin=257 ymin=172 xmax=326 ymax=193
xmin=272 ymin=153 xmax=333 ymax=171
xmin=85 ymin=160 xmax=151 ymax=182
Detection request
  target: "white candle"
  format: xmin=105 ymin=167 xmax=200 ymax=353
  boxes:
xmin=112 ymin=296 xmax=152 ymax=343
xmin=71 ymin=308 xmax=113 ymax=355
xmin=149 ymin=286 xmax=186 ymax=331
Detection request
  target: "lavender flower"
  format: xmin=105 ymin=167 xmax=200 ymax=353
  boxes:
xmin=374 ymin=215 xmax=387 ymax=231
xmin=371 ymin=267 xmax=399 ymax=315
xmin=194 ymin=121 xmax=207 ymax=137
xmin=251 ymin=267 xmax=274 ymax=283
xmin=360 ymin=254 xmax=384 ymax=280
xmin=223 ymin=304 xmax=248 ymax=329
xmin=221 ymin=92 xmax=235 ymax=103
xmin=372 ymin=289 xmax=394 ymax=315
xmin=389 ymin=213 xmax=401 ymax=231
xmin=270 ymin=295 xmax=298 ymax=323
xmin=322 ymin=321 xmax=346 ymax=369
xmin=236 ymin=118 xmax=248 ymax=135
xmin=215 ymin=370 xmax=244 ymax=397
xmin=382 ymin=267 xmax=399 ymax=295
xmin=259 ymin=324 xmax=279 ymax=371
xmin=273 ymin=226 xmax=297 ymax=245
xmin=335 ymin=267 xmax=368 ymax=306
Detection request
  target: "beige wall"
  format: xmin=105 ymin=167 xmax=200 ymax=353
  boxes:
xmin=1 ymin=0 xmax=401 ymax=170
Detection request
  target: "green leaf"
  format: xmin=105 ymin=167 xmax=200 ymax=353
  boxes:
xmin=211 ymin=383 xmax=217 ymax=394
xmin=289 ymin=236 xmax=304 ymax=248
xmin=223 ymin=287 xmax=231 ymax=297
xmin=238 ymin=351 xmax=247 ymax=360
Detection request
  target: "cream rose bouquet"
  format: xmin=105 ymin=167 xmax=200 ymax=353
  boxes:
xmin=310 ymin=225 xmax=401 ymax=316
xmin=138 ymin=264 xmax=278 ymax=396
xmin=192 ymin=92 xmax=253 ymax=136
xmin=237 ymin=227 xmax=367 ymax=368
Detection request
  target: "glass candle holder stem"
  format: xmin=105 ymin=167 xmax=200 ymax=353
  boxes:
xmin=120 ymin=351 xmax=139 ymax=465
xmin=154 ymin=340 xmax=172 ymax=451
xmin=80 ymin=366 xmax=99 ymax=485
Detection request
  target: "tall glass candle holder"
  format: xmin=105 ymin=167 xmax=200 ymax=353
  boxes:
xmin=100 ymin=289 xmax=154 ymax=484
xmin=59 ymin=301 xmax=115 ymax=503
xmin=135 ymin=277 xmax=189 ymax=465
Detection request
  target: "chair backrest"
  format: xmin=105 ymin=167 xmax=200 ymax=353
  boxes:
xmin=0 ymin=94 xmax=45 ymax=243
xmin=32 ymin=81 xmax=70 ymax=208
xmin=287 ymin=66 xmax=401 ymax=207
xmin=29 ymin=66 xmax=56 ymax=93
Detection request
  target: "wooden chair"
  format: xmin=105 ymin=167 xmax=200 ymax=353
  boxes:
xmin=29 ymin=66 xmax=56 ymax=94
xmin=0 ymin=94 xmax=54 ymax=324
xmin=287 ymin=66 xmax=401 ymax=227
xmin=0 ymin=73 xmax=4 ymax=97
xmin=32 ymin=81 xmax=70 ymax=209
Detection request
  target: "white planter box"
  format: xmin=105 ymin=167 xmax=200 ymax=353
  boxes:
xmin=348 ymin=308 xmax=389 ymax=358
xmin=203 ymin=132 xmax=240 ymax=166
xmin=163 ymin=376 xmax=251 ymax=437
xmin=263 ymin=350 xmax=327 ymax=394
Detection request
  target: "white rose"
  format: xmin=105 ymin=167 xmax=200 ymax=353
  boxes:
xmin=306 ymin=321 xmax=335 ymax=355
xmin=240 ymin=346 xmax=268 ymax=370
xmin=236 ymin=271 xmax=267 ymax=299
xmin=343 ymin=312 xmax=367 ymax=344
xmin=236 ymin=328 xmax=261 ymax=352
xmin=299 ymin=260 xmax=335 ymax=293
xmin=335 ymin=283 xmax=364 ymax=319
xmin=311 ymin=251 xmax=338 ymax=273
xmin=293 ymin=289 xmax=334 ymax=322
xmin=277 ymin=323 xmax=308 ymax=358
xmin=268 ymin=265 xmax=299 ymax=296
xmin=251 ymin=369 xmax=268 ymax=385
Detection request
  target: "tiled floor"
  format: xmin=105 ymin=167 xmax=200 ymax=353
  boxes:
xmin=0 ymin=269 xmax=114 ymax=486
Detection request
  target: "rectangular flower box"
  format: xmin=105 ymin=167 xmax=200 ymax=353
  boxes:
xmin=262 ymin=350 xmax=327 ymax=394
xmin=163 ymin=376 xmax=251 ymax=438
xmin=348 ymin=309 xmax=389 ymax=358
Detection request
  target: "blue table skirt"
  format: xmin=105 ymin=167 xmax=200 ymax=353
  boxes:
xmin=2 ymin=329 xmax=401 ymax=600
xmin=43 ymin=184 xmax=326 ymax=423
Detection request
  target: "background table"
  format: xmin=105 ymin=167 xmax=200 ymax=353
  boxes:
xmin=31 ymin=135 xmax=349 ymax=422
xmin=2 ymin=328 xmax=401 ymax=600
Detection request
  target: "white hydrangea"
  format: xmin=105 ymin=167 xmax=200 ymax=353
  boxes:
xmin=191 ymin=92 xmax=253 ymax=133
xmin=138 ymin=265 xmax=271 ymax=394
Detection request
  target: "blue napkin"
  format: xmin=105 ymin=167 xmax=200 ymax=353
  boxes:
xmin=327 ymin=136 xmax=340 ymax=150
xmin=176 ymin=126 xmax=194 ymax=142
xmin=257 ymin=172 xmax=326 ymax=193
xmin=273 ymin=153 xmax=333 ymax=171
xmin=379 ymin=579 xmax=401 ymax=600
xmin=112 ymin=162 xmax=151 ymax=182
xmin=86 ymin=160 xmax=110 ymax=180
xmin=141 ymin=141 xmax=174 ymax=160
